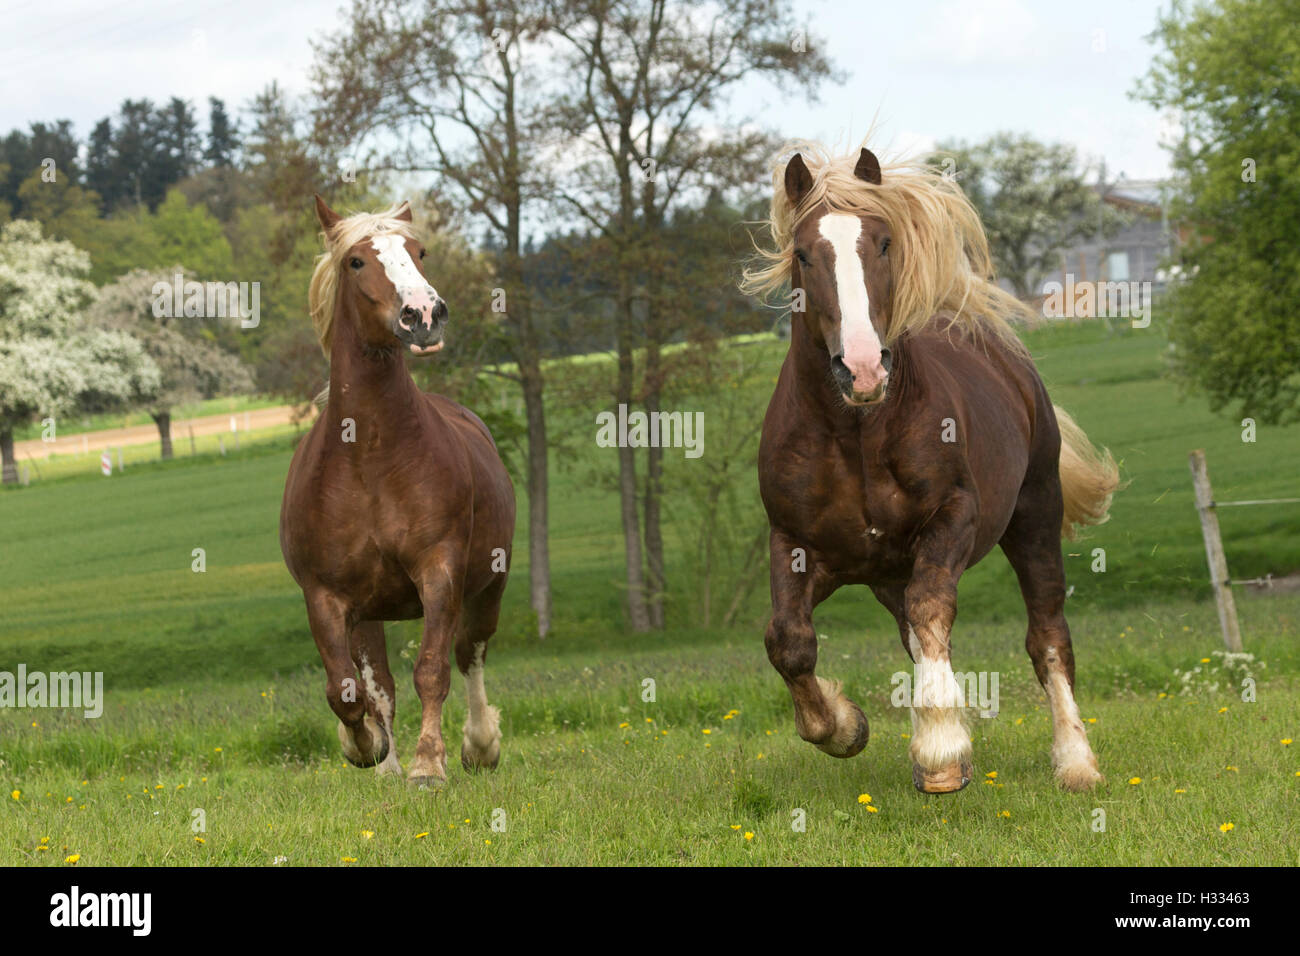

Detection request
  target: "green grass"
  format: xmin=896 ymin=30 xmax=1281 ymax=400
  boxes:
xmin=2 ymin=318 xmax=1299 ymax=865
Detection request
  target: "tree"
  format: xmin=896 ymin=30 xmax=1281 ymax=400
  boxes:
xmin=549 ymin=0 xmax=833 ymax=629
xmin=204 ymin=97 xmax=239 ymax=167
xmin=88 ymin=267 xmax=254 ymax=458
xmin=1135 ymin=0 xmax=1300 ymax=424
xmin=931 ymin=133 xmax=1126 ymax=299
xmin=0 ymin=220 xmax=160 ymax=483
xmin=312 ymin=0 xmax=563 ymax=637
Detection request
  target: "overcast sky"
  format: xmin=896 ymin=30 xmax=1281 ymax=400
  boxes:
xmin=0 ymin=0 xmax=1176 ymax=182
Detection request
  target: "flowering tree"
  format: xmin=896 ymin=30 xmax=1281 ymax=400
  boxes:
xmin=0 ymin=220 xmax=161 ymax=483
xmin=90 ymin=268 xmax=254 ymax=458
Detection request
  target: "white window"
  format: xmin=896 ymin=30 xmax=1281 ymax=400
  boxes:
xmin=1107 ymin=251 xmax=1130 ymax=281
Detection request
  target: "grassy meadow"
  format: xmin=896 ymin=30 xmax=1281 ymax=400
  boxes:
xmin=2 ymin=318 xmax=1299 ymax=865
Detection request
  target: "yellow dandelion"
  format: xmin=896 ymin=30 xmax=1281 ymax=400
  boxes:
xmin=1086 ymin=718 xmax=1097 ymax=724
xmin=645 ymin=718 xmax=653 ymax=723
xmin=414 ymin=832 xmax=429 ymax=839
xmin=1282 ymin=739 xmax=1293 ymax=746
xmin=362 ymin=830 xmax=374 ymax=839
xmin=857 ymin=793 xmax=872 ymax=804
xmin=194 ymin=837 xmax=205 ymax=845
xmin=65 ymin=854 xmax=80 ymax=863
xmin=618 ymin=722 xmax=629 ymax=729
xmin=485 ymin=840 xmax=491 ymax=845
xmin=1218 ymin=707 xmax=1228 ymax=714
xmin=1226 ymin=766 xmax=1238 ymax=772
xmin=744 ymin=831 xmax=754 ymax=841
xmin=341 ymin=856 xmax=357 ymax=863
xmin=1129 ymin=777 xmax=1142 ymax=785
xmin=730 ymin=824 xmax=741 ymax=830
xmin=865 ymin=805 xmax=879 ymax=813
xmin=1218 ymin=822 xmax=1234 ymax=833
xmin=214 ymin=747 xmax=222 ymax=753
xmin=702 ymin=729 xmax=712 ymax=735
xmin=998 ymin=810 xmax=1011 ymax=818
xmin=1200 ymin=658 xmax=1210 ymax=664
xmin=985 ymin=771 xmax=998 ymax=779
xmin=9 ymin=790 xmax=18 ymax=801
xmin=1174 ymin=788 xmax=1187 ymax=794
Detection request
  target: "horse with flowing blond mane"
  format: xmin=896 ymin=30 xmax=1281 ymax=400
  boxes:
xmin=280 ymin=195 xmax=515 ymax=788
xmin=743 ymin=143 xmax=1118 ymax=793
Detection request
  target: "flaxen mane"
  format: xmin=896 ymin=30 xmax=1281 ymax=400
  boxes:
xmin=308 ymin=201 xmax=416 ymax=358
xmin=741 ymin=141 xmax=1036 ymax=353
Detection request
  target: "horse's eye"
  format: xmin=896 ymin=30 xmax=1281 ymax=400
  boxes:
xmin=419 ymin=249 xmax=427 ymax=260
xmin=349 ymin=257 xmax=364 ymax=270
xmin=880 ymin=237 xmax=891 ymax=256
xmin=795 ymin=249 xmax=809 ymax=266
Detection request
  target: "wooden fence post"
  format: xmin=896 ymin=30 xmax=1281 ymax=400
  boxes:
xmin=1188 ymin=449 xmax=1243 ymax=651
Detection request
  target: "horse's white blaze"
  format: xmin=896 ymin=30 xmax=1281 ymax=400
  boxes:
xmin=818 ymin=213 xmax=882 ymax=383
xmin=371 ymin=234 xmax=439 ymax=326
xmin=907 ymin=625 xmax=971 ymax=770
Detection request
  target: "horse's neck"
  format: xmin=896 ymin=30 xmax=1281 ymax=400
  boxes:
xmin=326 ymin=310 xmax=424 ymax=441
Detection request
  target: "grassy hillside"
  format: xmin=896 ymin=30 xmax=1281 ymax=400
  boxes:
xmin=2 ymin=318 xmax=1298 ymax=865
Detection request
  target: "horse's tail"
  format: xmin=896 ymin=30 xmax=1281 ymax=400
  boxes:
xmin=1054 ymin=405 xmax=1119 ymax=540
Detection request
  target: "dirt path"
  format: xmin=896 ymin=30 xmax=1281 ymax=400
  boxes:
xmin=14 ymin=404 xmax=315 ymax=460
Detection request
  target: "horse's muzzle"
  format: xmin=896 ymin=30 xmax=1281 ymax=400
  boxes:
xmin=395 ymin=301 xmax=447 ymax=355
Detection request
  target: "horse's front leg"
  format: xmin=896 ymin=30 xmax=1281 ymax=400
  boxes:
xmin=905 ymin=492 xmax=977 ymax=794
xmin=765 ymin=530 xmax=869 ymax=758
xmin=304 ymin=589 xmax=389 ymax=768
xmin=407 ymin=562 xmax=465 ymax=788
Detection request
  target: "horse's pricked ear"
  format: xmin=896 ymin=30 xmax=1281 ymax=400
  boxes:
xmin=784 ymin=154 xmax=813 ymax=205
xmin=394 ymin=201 xmax=413 ymax=222
xmin=314 ymin=194 xmax=341 ymax=231
xmin=853 ymin=148 xmax=882 ymax=186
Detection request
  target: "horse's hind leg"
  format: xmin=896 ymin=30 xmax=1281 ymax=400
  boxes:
xmin=1000 ymin=485 xmax=1104 ymax=792
xmin=305 ymin=590 xmax=388 ymax=768
xmin=350 ymin=620 xmax=401 ymax=777
xmin=455 ymin=577 xmax=507 ymax=772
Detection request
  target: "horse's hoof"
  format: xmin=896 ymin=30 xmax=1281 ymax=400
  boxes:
xmin=912 ymin=756 xmax=973 ymax=794
xmin=814 ymin=696 xmax=870 ymax=759
xmin=1055 ymin=760 xmax=1105 ymax=792
xmin=338 ymin=715 xmax=388 ymax=768
xmin=461 ymin=739 xmax=500 ymax=772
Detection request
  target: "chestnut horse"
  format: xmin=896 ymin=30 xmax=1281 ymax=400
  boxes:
xmin=280 ymin=195 xmax=515 ymax=788
xmin=743 ymin=144 xmax=1119 ymax=793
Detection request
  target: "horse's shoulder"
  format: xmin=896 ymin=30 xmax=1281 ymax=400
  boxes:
xmin=421 ymin=392 xmax=498 ymax=450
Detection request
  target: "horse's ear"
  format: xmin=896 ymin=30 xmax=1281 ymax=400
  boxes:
xmin=853 ymin=148 xmax=882 ymax=186
xmin=314 ymin=194 xmax=341 ymax=231
xmin=784 ymin=154 xmax=813 ymax=206
xmin=394 ymin=200 xmax=413 ymax=222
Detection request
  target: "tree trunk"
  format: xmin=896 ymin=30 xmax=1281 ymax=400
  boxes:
xmin=520 ymin=358 xmax=553 ymax=637
xmin=153 ymin=411 xmax=173 ymax=460
xmin=643 ymin=340 xmax=666 ymax=629
xmin=1 ymin=428 xmax=17 ymax=485
xmin=617 ymin=317 xmax=651 ymax=631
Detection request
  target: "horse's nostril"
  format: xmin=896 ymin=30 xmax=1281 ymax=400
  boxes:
xmin=399 ymin=305 xmax=419 ymax=330
xmin=431 ymin=299 xmax=448 ymax=322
